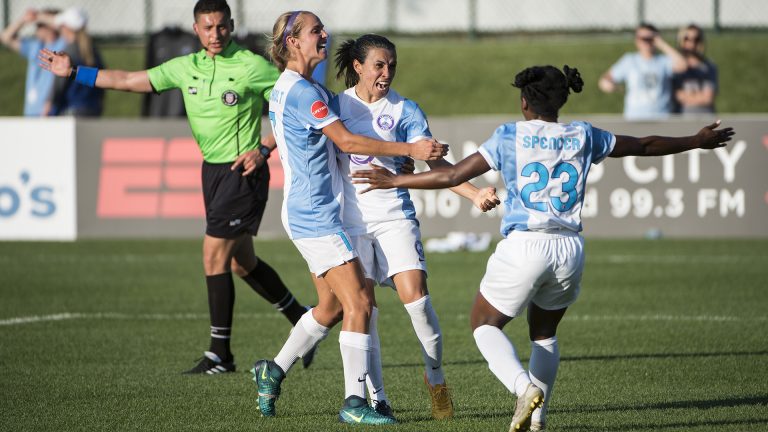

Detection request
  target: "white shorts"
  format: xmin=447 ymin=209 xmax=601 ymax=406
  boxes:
xmin=351 ymin=219 xmax=426 ymax=287
xmin=479 ymin=230 xmax=585 ymax=318
xmin=292 ymin=231 xmax=357 ymax=276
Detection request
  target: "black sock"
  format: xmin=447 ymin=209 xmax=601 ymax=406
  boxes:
xmin=206 ymin=273 xmax=235 ymax=362
xmin=241 ymin=259 xmax=307 ymax=325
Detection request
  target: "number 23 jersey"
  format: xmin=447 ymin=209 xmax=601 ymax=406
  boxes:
xmin=477 ymin=119 xmax=615 ymax=236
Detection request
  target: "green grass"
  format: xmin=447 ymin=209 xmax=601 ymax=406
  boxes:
xmin=1 ymin=32 xmax=767 ymax=117
xmin=0 ymin=239 xmax=766 ymax=431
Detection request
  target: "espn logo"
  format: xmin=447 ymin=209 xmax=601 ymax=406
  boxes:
xmin=96 ymin=139 xmax=285 ymax=219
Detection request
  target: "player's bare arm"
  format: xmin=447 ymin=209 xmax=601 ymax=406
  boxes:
xmin=323 ymin=120 xmax=447 ymax=161
xmin=426 ymin=158 xmax=500 ymax=212
xmin=37 ymin=48 xmax=153 ymax=93
xmin=610 ymin=120 xmax=734 ymax=158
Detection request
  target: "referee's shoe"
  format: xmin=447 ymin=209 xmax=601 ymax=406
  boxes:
xmin=183 ymin=351 xmax=236 ymax=375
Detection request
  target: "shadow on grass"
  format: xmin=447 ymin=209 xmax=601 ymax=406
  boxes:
xmin=553 ymin=417 xmax=768 ymax=431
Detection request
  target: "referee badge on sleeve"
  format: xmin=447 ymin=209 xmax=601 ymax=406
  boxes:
xmin=221 ymin=90 xmax=239 ymax=106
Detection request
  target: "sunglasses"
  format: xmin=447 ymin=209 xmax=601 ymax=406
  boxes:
xmin=637 ymin=36 xmax=654 ymax=43
xmin=683 ymin=35 xmax=702 ymax=43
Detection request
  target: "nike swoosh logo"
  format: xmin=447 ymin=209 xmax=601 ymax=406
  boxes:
xmin=431 ymin=366 xmax=440 ymax=370
xmin=261 ymin=365 xmax=268 ymax=380
xmin=357 ymin=377 xmax=367 ymax=382
xmin=342 ymin=410 xmax=364 ymax=423
xmin=372 ymin=387 xmax=383 ymax=394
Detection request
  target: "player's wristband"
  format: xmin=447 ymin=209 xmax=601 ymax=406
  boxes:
xmin=74 ymin=66 xmax=99 ymax=88
xmin=259 ymin=145 xmax=272 ymax=159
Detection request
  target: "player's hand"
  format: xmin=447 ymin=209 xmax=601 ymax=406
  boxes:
xmin=400 ymin=157 xmax=416 ymax=175
xmin=410 ymin=139 xmax=448 ymax=161
xmin=23 ymin=9 xmax=38 ymax=23
xmin=231 ymin=149 xmax=265 ymax=176
xmin=37 ymin=48 xmax=72 ymax=78
xmin=351 ymin=164 xmax=396 ymax=194
xmin=696 ymin=120 xmax=735 ymax=149
xmin=473 ymin=187 xmax=501 ymax=212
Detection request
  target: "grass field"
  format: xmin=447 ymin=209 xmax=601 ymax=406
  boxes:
xmin=1 ymin=238 xmax=766 ymax=431
xmin=1 ymin=31 xmax=768 ymax=117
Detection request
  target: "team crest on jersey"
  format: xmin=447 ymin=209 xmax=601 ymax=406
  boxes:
xmin=350 ymin=155 xmax=375 ymax=165
xmin=376 ymin=114 xmax=395 ymax=131
xmin=311 ymin=100 xmax=329 ymax=119
xmin=415 ymin=240 xmax=425 ymax=261
xmin=188 ymin=87 xmax=198 ymax=95
xmin=221 ymin=90 xmax=239 ymax=106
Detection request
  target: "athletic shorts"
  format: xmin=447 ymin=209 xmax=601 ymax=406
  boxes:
xmin=479 ymin=230 xmax=585 ymax=318
xmin=202 ymin=161 xmax=269 ymax=239
xmin=293 ymin=231 xmax=358 ymax=276
xmin=351 ymin=219 xmax=426 ymax=287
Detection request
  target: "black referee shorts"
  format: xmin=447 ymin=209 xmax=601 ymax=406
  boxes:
xmin=202 ymin=161 xmax=269 ymax=239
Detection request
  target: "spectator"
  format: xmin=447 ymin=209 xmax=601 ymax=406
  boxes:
xmin=48 ymin=7 xmax=105 ymax=116
xmin=672 ymin=24 xmax=718 ymax=115
xmin=599 ymin=23 xmax=686 ymax=120
xmin=1 ymin=8 xmax=65 ymax=116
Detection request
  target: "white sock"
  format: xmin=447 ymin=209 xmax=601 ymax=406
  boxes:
xmin=339 ymin=331 xmax=372 ymax=399
xmin=366 ymin=307 xmax=388 ymax=403
xmin=529 ymin=337 xmax=559 ymax=423
xmin=404 ymin=295 xmax=444 ymax=385
xmin=473 ymin=324 xmax=531 ymax=397
xmin=274 ymin=309 xmax=329 ymax=373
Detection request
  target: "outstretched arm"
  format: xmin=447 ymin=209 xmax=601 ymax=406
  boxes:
xmin=610 ymin=120 xmax=734 ymax=158
xmin=352 ymin=152 xmax=492 ymax=193
xmin=38 ymin=48 xmax=154 ymax=93
xmin=0 ymin=9 xmax=37 ymax=52
xmin=322 ymin=120 xmax=447 ymax=161
xmin=426 ymin=158 xmax=500 ymax=212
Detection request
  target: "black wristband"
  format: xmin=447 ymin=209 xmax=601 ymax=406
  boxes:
xmin=69 ymin=66 xmax=78 ymax=80
xmin=259 ymin=145 xmax=271 ymax=159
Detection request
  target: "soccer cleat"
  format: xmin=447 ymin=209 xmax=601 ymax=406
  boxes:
xmin=509 ymin=383 xmax=544 ymax=432
xmin=372 ymin=399 xmax=396 ymax=421
xmin=182 ymin=351 xmax=235 ymax=375
xmin=302 ymin=342 xmax=319 ymax=369
xmin=530 ymin=421 xmax=545 ymax=431
xmin=338 ymin=395 xmax=397 ymax=425
xmin=251 ymin=359 xmax=285 ymax=417
xmin=424 ymin=373 xmax=454 ymax=419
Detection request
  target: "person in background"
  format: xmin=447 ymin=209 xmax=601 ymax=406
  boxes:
xmin=0 ymin=8 xmax=65 ymax=116
xmin=353 ymin=65 xmax=734 ymax=431
xmin=672 ymin=24 xmax=717 ymax=115
xmin=38 ymin=0 xmax=320 ymax=374
xmin=38 ymin=7 xmax=105 ymax=117
xmin=599 ymin=22 xmax=686 ymax=120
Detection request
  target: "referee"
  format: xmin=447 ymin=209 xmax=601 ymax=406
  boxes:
xmin=39 ymin=0 xmax=317 ymax=374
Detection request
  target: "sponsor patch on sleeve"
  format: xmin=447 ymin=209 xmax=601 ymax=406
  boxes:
xmin=310 ymin=100 xmax=329 ymax=119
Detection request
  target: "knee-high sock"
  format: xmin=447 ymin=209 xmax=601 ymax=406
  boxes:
xmin=473 ymin=324 xmax=531 ymax=397
xmin=273 ymin=309 xmax=329 ymax=373
xmin=241 ymin=259 xmax=306 ymax=325
xmin=206 ymin=273 xmax=235 ymax=361
xmin=529 ymin=337 xmax=559 ymax=423
xmin=339 ymin=331 xmax=371 ymax=399
xmin=404 ymin=295 xmax=445 ymax=385
xmin=366 ymin=307 xmax=388 ymax=402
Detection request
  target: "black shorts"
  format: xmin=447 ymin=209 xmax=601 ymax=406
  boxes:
xmin=202 ymin=161 xmax=269 ymax=239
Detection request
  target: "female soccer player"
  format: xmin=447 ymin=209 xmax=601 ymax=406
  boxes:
xmin=251 ymin=11 xmax=447 ymax=425
xmin=333 ymin=34 xmax=499 ymax=421
xmin=352 ymin=65 xmax=734 ymax=431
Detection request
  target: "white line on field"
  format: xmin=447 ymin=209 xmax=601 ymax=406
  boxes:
xmin=0 ymin=312 xmax=765 ymax=327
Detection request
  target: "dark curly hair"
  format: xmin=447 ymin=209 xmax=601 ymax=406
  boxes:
xmin=512 ymin=65 xmax=584 ymax=117
xmin=335 ymin=34 xmax=396 ymax=88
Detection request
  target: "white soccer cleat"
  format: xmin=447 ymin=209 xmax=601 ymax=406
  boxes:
xmin=509 ymin=383 xmax=544 ymax=432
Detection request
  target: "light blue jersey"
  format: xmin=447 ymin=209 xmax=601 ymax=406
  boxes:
xmin=477 ymin=119 xmax=615 ymax=236
xmin=610 ymin=52 xmax=674 ymax=120
xmin=333 ymin=88 xmax=430 ymax=234
xmin=269 ymin=69 xmax=342 ymax=239
xmin=19 ymin=37 xmax=67 ymax=116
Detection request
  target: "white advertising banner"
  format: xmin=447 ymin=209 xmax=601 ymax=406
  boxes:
xmin=0 ymin=118 xmax=77 ymax=240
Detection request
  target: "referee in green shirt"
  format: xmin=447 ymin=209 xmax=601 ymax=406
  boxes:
xmin=39 ymin=0 xmax=317 ymax=374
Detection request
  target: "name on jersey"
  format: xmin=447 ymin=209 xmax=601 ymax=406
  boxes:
xmin=522 ymin=135 xmax=581 ymax=151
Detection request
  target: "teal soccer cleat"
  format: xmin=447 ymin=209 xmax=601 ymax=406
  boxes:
xmin=338 ymin=395 xmax=397 ymax=425
xmin=251 ymin=360 xmax=285 ymax=417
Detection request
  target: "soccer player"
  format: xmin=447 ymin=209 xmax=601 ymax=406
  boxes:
xmin=37 ymin=0 xmax=319 ymax=374
xmin=250 ymin=11 xmax=447 ymax=425
xmin=352 ymin=65 xmax=734 ymax=431
xmin=332 ymin=33 xmax=500 ymax=421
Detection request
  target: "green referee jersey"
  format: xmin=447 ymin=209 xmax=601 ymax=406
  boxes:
xmin=147 ymin=41 xmax=279 ymax=163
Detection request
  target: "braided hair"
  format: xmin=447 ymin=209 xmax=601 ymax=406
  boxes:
xmin=334 ymin=34 xmax=396 ymax=88
xmin=512 ymin=65 xmax=584 ymax=117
